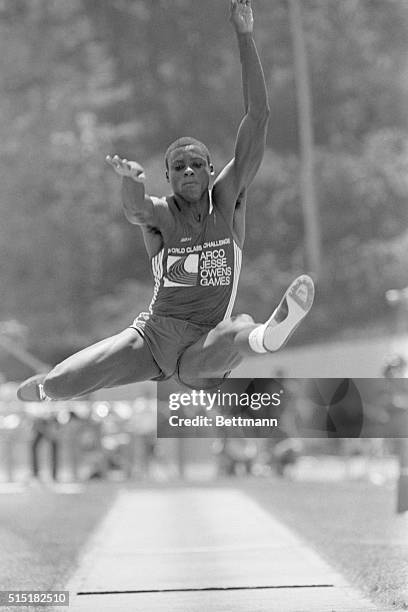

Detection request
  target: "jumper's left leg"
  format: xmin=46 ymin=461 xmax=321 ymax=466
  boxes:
xmin=177 ymin=275 xmax=314 ymax=389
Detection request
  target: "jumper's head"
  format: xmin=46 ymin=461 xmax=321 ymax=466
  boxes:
xmin=165 ymin=137 xmax=214 ymax=203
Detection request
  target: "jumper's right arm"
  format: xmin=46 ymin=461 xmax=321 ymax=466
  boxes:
xmin=106 ymin=154 xmax=156 ymax=226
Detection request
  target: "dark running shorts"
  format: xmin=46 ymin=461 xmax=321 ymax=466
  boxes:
xmin=130 ymin=312 xmax=230 ymax=388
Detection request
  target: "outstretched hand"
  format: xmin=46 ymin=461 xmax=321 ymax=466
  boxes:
xmin=230 ymin=0 xmax=253 ymax=34
xmin=106 ymin=154 xmax=146 ymax=182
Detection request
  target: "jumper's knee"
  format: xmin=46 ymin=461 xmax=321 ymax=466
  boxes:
xmin=232 ymin=313 xmax=254 ymax=326
xmin=214 ymin=313 xmax=255 ymax=340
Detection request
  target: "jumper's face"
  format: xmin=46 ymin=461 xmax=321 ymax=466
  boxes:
xmin=166 ymin=146 xmax=212 ymax=203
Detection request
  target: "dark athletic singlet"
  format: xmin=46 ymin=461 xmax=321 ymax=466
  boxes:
xmin=146 ymin=192 xmax=242 ymax=327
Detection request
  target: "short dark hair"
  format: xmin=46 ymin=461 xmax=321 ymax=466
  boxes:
xmin=165 ymin=137 xmax=211 ymax=170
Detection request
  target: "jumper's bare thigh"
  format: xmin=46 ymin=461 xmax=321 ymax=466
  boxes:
xmin=177 ymin=314 xmax=256 ymax=387
xmin=43 ymin=328 xmax=161 ymax=399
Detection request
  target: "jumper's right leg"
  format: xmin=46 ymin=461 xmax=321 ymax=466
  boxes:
xmin=17 ymin=329 xmax=161 ymax=401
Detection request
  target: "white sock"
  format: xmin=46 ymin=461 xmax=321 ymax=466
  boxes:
xmin=248 ymin=324 xmax=268 ymax=354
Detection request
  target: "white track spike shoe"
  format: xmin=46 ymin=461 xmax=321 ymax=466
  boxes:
xmin=262 ymin=274 xmax=315 ymax=352
xmin=17 ymin=374 xmax=49 ymax=402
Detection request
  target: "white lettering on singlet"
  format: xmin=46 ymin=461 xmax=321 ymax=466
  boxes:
xmin=168 ymin=245 xmax=203 ymax=255
xmin=199 ymin=248 xmax=231 ymax=286
xmin=203 ymin=238 xmax=230 ymax=249
xmin=166 ymin=238 xmax=233 ymax=287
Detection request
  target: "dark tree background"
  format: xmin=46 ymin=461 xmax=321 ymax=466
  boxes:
xmin=1 ymin=0 xmax=408 ymax=366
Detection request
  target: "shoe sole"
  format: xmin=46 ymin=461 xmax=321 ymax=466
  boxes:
xmin=263 ymin=275 xmax=315 ymax=352
xmin=17 ymin=374 xmax=46 ymax=402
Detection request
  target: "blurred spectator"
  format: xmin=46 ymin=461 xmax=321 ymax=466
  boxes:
xmin=214 ymin=437 xmax=258 ymax=477
xmin=0 ymin=379 xmax=21 ymax=481
xmin=79 ymin=409 xmax=106 ymax=480
xmin=133 ymin=395 xmax=159 ymax=479
xmin=381 ymin=355 xmax=408 ymax=458
xmin=382 ymin=354 xmax=407 ymax=379
xmin=62 ymin=406 xmax=87 ymax=482
xmin=30 ymin=412 xmax=60 ymax=483
xmin=264 ymin=436 xmax=302 ymax=477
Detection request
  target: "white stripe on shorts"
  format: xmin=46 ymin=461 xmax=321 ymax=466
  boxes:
xmin=148 ymin=249 xmax=164 ymax=313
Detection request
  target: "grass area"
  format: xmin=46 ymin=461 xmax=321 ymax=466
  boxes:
xmin=0 ymin=482 xmax=118 ymax=591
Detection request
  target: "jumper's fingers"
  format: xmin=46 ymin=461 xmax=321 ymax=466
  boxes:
xmin=112 ymin=155 xmax=124 ymax=168
xmin=106 ymin=155 xmax=117 ymax=167
xmin=107 ymin=156 xmax=123 ymax=171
